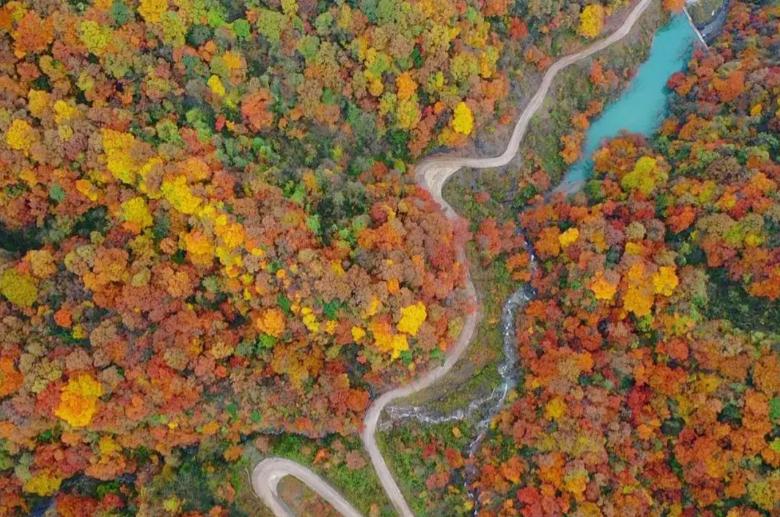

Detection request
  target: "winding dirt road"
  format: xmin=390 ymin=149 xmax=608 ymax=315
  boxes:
xmin=252 ymin=0 xmax=654 ymax=515
xmin=252 ymin=458 xmax=362 ymax=517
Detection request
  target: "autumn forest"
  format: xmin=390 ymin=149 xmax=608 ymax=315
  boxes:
xmin=0 ymin=0 xmax=778 ymax=516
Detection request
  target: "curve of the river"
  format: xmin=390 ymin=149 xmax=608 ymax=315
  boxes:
xmin=252 ymin=0 xmax=654 ymax=515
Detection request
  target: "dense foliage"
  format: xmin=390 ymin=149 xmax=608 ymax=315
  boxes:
xmin=468 ymin=3 xmax=780 ymax=515
xmin=0 ymin=0 xmax=636 ymax=514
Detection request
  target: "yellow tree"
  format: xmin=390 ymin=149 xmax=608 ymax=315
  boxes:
xmin=579 ymin=4 xmax=605 ymax=39
xmin=451 ymin=101 xmax=474 ymax=135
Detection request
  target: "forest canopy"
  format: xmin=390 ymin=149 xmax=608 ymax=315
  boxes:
xmin=0 ymin=0 xmax=638 ymax=514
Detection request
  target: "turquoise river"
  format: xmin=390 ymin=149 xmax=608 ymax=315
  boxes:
xmin=560 ymin=14 xmax=698 ymax=190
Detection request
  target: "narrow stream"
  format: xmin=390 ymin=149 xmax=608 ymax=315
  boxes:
xmin=383 ymin=13 xmax=698 ymax=513
xmin=382 ymin=244 xmax=537 ymax=432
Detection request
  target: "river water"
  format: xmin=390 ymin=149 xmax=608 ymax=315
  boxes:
xmin=383 ymin=12 xmax=698 ymax=512
xmin=558 ymin=14 xmax=698 ymax=192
